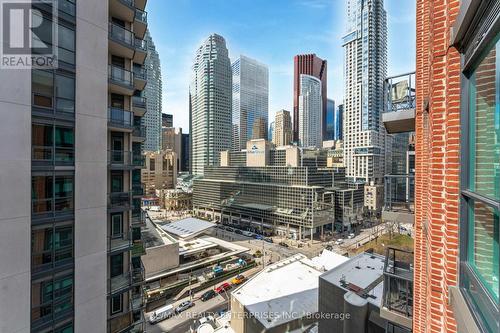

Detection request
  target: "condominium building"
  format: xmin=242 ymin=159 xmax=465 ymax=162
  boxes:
xmin=325 ymin=99 xmax=335 ymax=141
xmin=142 ymin=30 xmax=162 ymax=151
xmin=342 ymin=0 xmax=387 ymax=183
xmin=334 ymin=103 xmax=343 ymax=140
xmin=231 ymin=55 xmax=269 ymax=151
xmin=413 ymin=1 xmax=499 ymax=332
xmin=293 ymin=54 xmax=327 ymax=142
xmin=298 ymin=74 xmax=323 ymax=148
xmin=273 ymin=109 xmax=293 ymax=147
xmin=142 ymin=151 xmax=177 ymax=196
xmin=189 ymin=34 xmax=232 ymax=175
xmin=0 ymin=1 xmax=148 ymax=332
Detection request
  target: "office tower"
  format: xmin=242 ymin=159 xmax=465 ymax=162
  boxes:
xmin=181 ymin=133 xmax=190 ymax=172
xmin=142 ymin=30 xmax=162 ymax=151
xmin=268 ymin=121 xmax=275 ymax=142
xmin=0 ymin=1 xmax=148 ymax=332
xmin=273 ymin=110 xmax=293 ymax=147
xmin=162 ymin=127 xmax=182 ymax=171
xmin=293 ymin=54 xmax=327 ymax=141
xmin=334 ymin=104 xmax=343 ymax=140
xmin=414 ymin=1 xmax=499 ymax=332
xmin=342 ymin=0 xmax=387 ymax=183
xmin=298 ymin=75 xmax=323 ymax=148
xmin=189 ymin=34 xmax=232 ymax=175
xmin=325 ymin=99 xmax=335 ymax=140
xmin=231 ymin=55 xmax=269 ymax=151
xmin=142 ymin=151 xmax=177 ymax=196
xmin=162 ymin=113 xmax=173 ymax=127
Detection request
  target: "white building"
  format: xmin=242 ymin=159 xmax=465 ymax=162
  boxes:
xmin=342 ymin=0 xmax=388 ymax=183
xmin=299 ymin=74 xmax=323 ymax=148
xmin=232 ymin=55 xmax=269 ymax=151
xmin=143 ymin=30 xmax=163 ymax=151
xmin=190 ymin=34 xmax=232 ymax=175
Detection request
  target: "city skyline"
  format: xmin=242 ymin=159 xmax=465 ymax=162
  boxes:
xmin=147 ymin=0 xmax=416 ymax=132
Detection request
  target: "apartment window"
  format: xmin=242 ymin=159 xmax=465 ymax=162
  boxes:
xmin=150 ymin=158 xmax=156 ymax=171
xmin=32 ymin=175 xmax=74 ymax=216
xmin=31 ymin=274 xmax=73 ymax=328
xmin=32 ymin=70 xmax=75 ymax=114
xmin=111 ymin=214 xmax=123 ymax=238
xmin=110 ymin=254 xmax=123 ymax=278
xmin=110 ymin=294 xmax=122 ymax=315
xmin=458 ymin=4 xmax=500 ymax=330
xmin=32 ymin=124 xmax=74 ymax=164
xmin=32 ymin=224 xmax=73 ymax=273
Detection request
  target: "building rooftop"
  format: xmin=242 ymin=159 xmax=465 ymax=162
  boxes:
xmin=311 ymin=250 xmax=349 ymax=271
xmin=160 ymin=217 xmax=216 ymax=239
xmin=231 ymin=254 xmax=323 ymax=329
xmin=143 ymin=215 xmax=177 ymax=248
xmin=320 ymin=252 xmax=386 ymax=307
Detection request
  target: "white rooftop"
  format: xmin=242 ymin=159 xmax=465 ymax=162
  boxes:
xmin=231 ymin=254 xmax=323 ymax=329
xmin=311 ymin=249 xmax=349 ymax=271
xmin=160 ymin=217 xmax=215 ymax=239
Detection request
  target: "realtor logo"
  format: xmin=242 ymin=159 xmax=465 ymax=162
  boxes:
xmin=1 ymin=0 xmax=58 ymax=69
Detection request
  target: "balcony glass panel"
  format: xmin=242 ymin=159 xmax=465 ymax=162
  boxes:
xmin=109 ymin=65 xmax=133 ymax=87
xmin=108 ymin=108 xmax=133 ymax=128
xmin=109 ymin=23 xmax=133 ymax=46
xmin=135 ymin=8 xmax=147 ymax=23
xmin=134 ymin=38 xmax=147 ymax=51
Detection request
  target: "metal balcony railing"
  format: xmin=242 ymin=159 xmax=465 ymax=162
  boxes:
xmin=384 ymin=72 xmax=416 ymax=114
xmin=132 ymin=261 xmax=145 ymax=284
xmin=132 ymin=153 xmax=145 ymax=167
xmin=108 ymin=107 xmax=133 ymax=129
xmin=383 ymin=248 xmax=414 ymax=318
xmin=32 ymin=146 xmax=74 ymax=165
xmin=134 ymin=38 xmax=147 ymax=52
xmin=109 ymin=65 xmax=134 ymax=87
xmin=109 ymin=233 xmax=132 ymax=253
xmin=131 ymin=209 xmax=145 ymax=226
xmin=108 ymin=23 xmax=134 ymax=47
xmin=131 ymin=240 xmax=145 ymax=257
xmin=135 ymin=8 xmax=147 ymax=23
xmin=133 ymin=66 xmax=146 ymax=80
xmin=132 ymin=183 xmax=145 ymax=197
xmin=32 ymin=197 xmax=73 ymax=216
xmin=110 ymin=272 xmax=132 ymax=295
xmin=132 ymin=125 xmax=146 ymax=139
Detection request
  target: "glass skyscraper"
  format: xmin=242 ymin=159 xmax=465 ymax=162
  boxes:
xmin=232 ymin=55 xmax=269 ymax=151
xmin=334 ymin=104 xmax=344 ymax=140
xmin=326 ymin=99 xmax=335 ymax=141
xmin=298 ymin=74 xmax=323 ymax=148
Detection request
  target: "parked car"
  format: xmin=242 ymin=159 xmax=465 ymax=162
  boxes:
xmin=347 ymin=233 xmax=355 ymax=239
xmin=175 ymin=300 xmax=194 ymax=314
xmin=231 ymin=274 xmax=246 ymax=285
xmin=226 ymin=227 xmax=234 ymax=232
xmin=334 ymin=239 xmax=344 ymax=245
xmin=264 ymin=237 xmax=273 ymax=243
xmin=234 ymin=229 xmax=243 ymax=235
xmin=242 ymin=230 xmax=254 ymax=237
xmin=215 ymin=282 xmax=232 ymax=293
xmin=279 ymin=242 xmax=289 ymax=248
xmin=254 ymin=234 xmax=263 ymax=240
xmin=201 ymin=289 xmax=217 ymax=302
xmin=148 ymin=304 xmax=174 ymax=324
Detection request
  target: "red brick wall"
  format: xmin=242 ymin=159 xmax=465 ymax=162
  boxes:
xmin=414 ymin=0 xmax=461 ymax=332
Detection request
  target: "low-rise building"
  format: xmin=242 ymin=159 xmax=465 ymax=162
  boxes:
xmin=364 ymin=182 xmax=384 ymax=213
xmin=142 ymin=150 xmax=178 ymax=196
xmin=156 ymin=188 xmax=193 ymax=211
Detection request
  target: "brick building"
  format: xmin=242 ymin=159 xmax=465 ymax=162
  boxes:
xmin=414 ymin=1 xmax=499 ymax=332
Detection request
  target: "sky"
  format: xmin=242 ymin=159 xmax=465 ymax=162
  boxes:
xmin=147 ymin=0 xmax=416 ymax=133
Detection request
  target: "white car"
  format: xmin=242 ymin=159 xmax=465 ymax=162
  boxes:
xmin=347 ymin=233 xmax=355 ymax=239
xmin=334 ymin=239 xmax=344 ymax=245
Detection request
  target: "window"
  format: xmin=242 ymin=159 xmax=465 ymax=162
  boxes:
xmin=150 ymin=158 xmax=156 ymax=171
xmin=111 ymin=214 xmax=123 ymax=237
xmin=110 ymin=254 xmax=123 ymax=278
xmin=32 ymin=175 xmax=74 ymax=216
xmin=460 ymin=32 xmax=500 ymax=332
xmin=32 ymin=224 xmax=73 ymax=272
xmin=111 ymin=294 xmax=122 ymax=315
xmin=32 ymin=124 xmax=74 ymax=164
xmin=31 ymin=274 xmax=73 ymax=327
xmin=32 ymin=70 xmax=75 ymax=114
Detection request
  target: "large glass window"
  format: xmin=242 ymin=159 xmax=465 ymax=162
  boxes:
xmin=32 ymin=70 xmax=75 ymax=114
xmin=32 ymin=224 xmax=73 ymax=272
xmin=32 ymin=124 xmax=74 ymax=164
xmin=32 ymin=175 xmax=74 ymax=216
xmin=31 ymin=274 xmax=73 ymax=327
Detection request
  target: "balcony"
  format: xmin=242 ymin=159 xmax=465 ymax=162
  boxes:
xmin=132 ymin=96 xmax=146 ymax=116
xmin=32 ymin=197 xmax=73 ymax=220
xmin=109 ymin=65 xmax=135 ymax=96
xmin=381 ymin=248 xmax=414 ymax=330
xmin=130 ymin=291 xmax=145 ymax=311
xmin=32 ymin=146 xmax=74 ymax=167
xmin=108 ymin=107 xmax=134 ymax=131
xmin=133 ymin=65 xmax=147 ymax=91
xmin=109 ymin=0 xmax=135 ymax=22
xmin=132 ymin=125 xmax=146 ymax=142
xmin=382 ymin=174 xmax=415 ymax=224
xmin=135 ymin=0 xmax=146 ymax=12
xmin=108 ymin=23 xmax=134 ymax=59
xmin=108 ymin=192 xmax=132 ymax=211
xmin=134 ymin=8 xmax=147 ymax=39
xmin=383 ymin=72 xmax=416 ymax=134
xmin=131 ymin=209 xmax=146 ymax=226
xmin=108 ymin=150 xmax=135 ymax=170
xmin=131 ymin=240 xmax=145 ymax=257
xmin=132 ymin=260 xmax=145 ymax=284
xmin=109 ymin=233 xmax=133 ymax=254
xmin=133 ymin=38 xmax=147 ymax=64
xmin=109 ymin=272 xmax=132 ymax=295
xmin=133 ymin=153 xmax=146 ymax=168
xmin=132 ymin=183 xmax=145 ymax=197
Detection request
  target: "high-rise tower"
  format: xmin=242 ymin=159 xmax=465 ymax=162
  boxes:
xmin=298 ymin=75 xmax=323 ymax=148
xmin=293 ymin=54 xmax=327 ymax=142
xmin=342 ymin=0 xmax=387 ymax=183
xmin=232 ymin=55 xmax=269 ymax=151
xmin=189 ymin=34 xmax=232 ymax=175
xmin=273 ymin=110 xmax=293 ymax=147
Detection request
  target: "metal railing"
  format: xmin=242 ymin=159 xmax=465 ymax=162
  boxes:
xmin=109 ymin=233 xmax=132 ymax=253
xmin=109 ymin=65 xmax=134 ymax=87
xmin=32 ymin=146 xmax=74 ymax=164
xmin=383 ymin=248 xmax=414 ymax=318
xmin=110 ymin=272 xmax=132 ymax=295
xmin=131 ymin=209 xmax=145 ymax=226
xmin=132 ymin=125 xmax=146 ymax=139
xmin=384 ymin=174 xmax=415 ymax=213
xmin=135 ymin=8 xmax=147 ymax=23
xmin=384 ymin=72 xmax=416 ymax=113
xmin=132 ymin=183 xmax=145 ymax=197
xmin=108 ymin=107 xmax=133 ymax=129
xmin=133 ymin=66 xmax=146 ymax=80
xmin=134 ymin=38 xmax=147 ymax=52
xmin=132 ymin=96 xmax=146 ymax=109
xmin=109 ymin=23 xmax=134 ymax=47
xmin=132 ymin=260 xmax=145 ymax=284
xmin=132 ymin=153 xmax=145 ymax=167
xmin=32 ymin=197 xmax=73 ymax=216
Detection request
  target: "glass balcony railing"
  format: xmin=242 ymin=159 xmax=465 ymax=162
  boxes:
xmin=135 ymin=8 xmax=147 ymax=23
xmin=132 ymin=153 xmax=145 ymax=167
xmin=32 ymin=146 xmax=74 ymax=165
xmin=109 ymin=23 xmax=134 ymax=47
xmin=108 ymin=192 xmax=131 ymax=210
xmin=131 ymin=209 xmax=145 ymax=226
xmin=108 ymin=65 xmax=134 ymax=87
xmin=32 ymin=197 xmax=74 ymax=217
xmin=132 ymin=183 xmax=145 ymax=197
xmin=131 ymin=241 xmax=145 ymax=257
xmin=134 ymin=38 xmax=147 ymax=52
xmin=132 ymin=96 xmax=146 ymax=109
xmin=109 ymin=233 xmax=132 ymax=253
xmin=110 ymin=272 xmax=131 ymax=295
xmin=132 ymin=260 xmax=145 ymax=284
xmin=108 ymin=107 xmax=133 ymax=129
xmin=132 ymin=125 xmax=146 ymax=138
xmin=133 ymin=66 xmax=146 ymax=80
